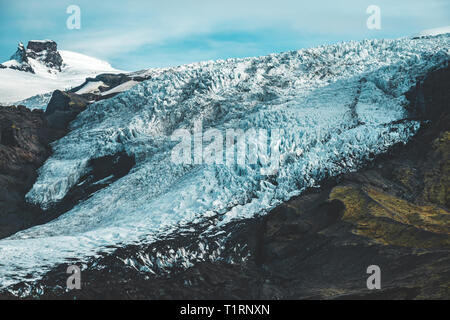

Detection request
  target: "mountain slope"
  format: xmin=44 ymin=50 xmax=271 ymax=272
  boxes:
xmin=0 ymin=35 xmax=449 ymax=290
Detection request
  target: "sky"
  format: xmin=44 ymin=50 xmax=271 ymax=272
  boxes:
xmin=0 ymin=0 xmax=449 ymax=71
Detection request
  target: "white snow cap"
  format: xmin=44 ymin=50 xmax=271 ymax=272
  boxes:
xmin=0 ymin=41 xmax=121 ymax=105
xmin=416 ymin=26 xmax=450 ymax=37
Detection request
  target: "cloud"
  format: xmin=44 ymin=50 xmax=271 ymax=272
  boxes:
xmin=1 ymin=0 xmax=449 ymax=69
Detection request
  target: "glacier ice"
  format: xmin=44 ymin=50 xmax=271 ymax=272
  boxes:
xmin=0 ymin=35 xmax=449 ymax=288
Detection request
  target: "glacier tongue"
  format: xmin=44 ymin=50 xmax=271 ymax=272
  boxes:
xmin=1 ymin=35 xmax=449 ymax=288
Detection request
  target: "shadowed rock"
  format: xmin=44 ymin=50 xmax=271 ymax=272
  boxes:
xmin=45 ymin=90 xmax=89 ymax=130
xmin=0 ymin=106 xmax=65 ymax=239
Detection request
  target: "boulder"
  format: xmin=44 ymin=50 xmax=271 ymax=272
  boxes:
xmin=45 ymin=90 xmax=89 ymax=129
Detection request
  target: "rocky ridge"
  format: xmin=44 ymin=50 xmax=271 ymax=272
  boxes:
xmin=1 ymin=40 xmax=63 ymax=73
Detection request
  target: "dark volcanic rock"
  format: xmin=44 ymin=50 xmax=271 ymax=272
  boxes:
xmin=45 ymin=90 xmax=89 ymax=130
xmin=26 ymin=40 xmax=58 ymax=53
xmin=406 ymin=64 xmax=450 ymax=122
xmin=0 ymin=106 xmax=65 ymax=239
xmin=0 ymin=89 xmax=90 ymax=239
xmin=0 ymin=78 xmax=138 ymax=240
xmin=94 ymin=73 xmax=133 ymax=89
xmin=69 ymin=74 xmax=132 ymax=94
xmin=25 ymin=40 xmax=63 ymax=72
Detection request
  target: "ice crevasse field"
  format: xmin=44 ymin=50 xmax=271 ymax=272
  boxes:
xmin=0 ymin=35 xmax=449 ymax=288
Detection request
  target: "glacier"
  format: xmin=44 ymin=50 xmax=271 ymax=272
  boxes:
xmin=0 ymin=35 xmax=449 ymax=289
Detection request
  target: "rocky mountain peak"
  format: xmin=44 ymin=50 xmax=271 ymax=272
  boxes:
xmin=1 ymin=40 xmax=63 ymax=74
xmin=25 ymin=40 xmax=63 ymax=72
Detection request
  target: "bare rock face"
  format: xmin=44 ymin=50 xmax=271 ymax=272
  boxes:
xmin=0 ymin=106 xmax=65 ymax=239
xmin=26 ymin=40 xmax=58 ymax=53
xmin=0 ymin=88 xmax=88 ymax=239
xmin=45 ymin=90 xmax=89 ymax=130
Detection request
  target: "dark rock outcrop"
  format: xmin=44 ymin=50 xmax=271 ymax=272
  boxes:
xmin=406 ymin=64 xmax=450 ymax=122
xmin=25 ymin=40 xmax=63 ymax=72
xmin=0 ymin=90 xmax=88 ymax=239
xmin=27 ymin=40 xmax=63 ymax=71
xmin=45 ymin=90 xmax=89 ymax=130
xmin=0 ymin=106 xmax=65 ymax=239
xmin=26 ymin=40 xmax=57 ymax=53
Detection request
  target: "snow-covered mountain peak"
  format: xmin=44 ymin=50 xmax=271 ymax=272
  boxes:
xmin=1 ymin=40 xmax=63 ymax=74
xmin=0 ymin=40 xmax=120 ymax=105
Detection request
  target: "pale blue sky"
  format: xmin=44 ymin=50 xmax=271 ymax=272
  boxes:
xmin=0 ymin=0 xmax=449 ymax=70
